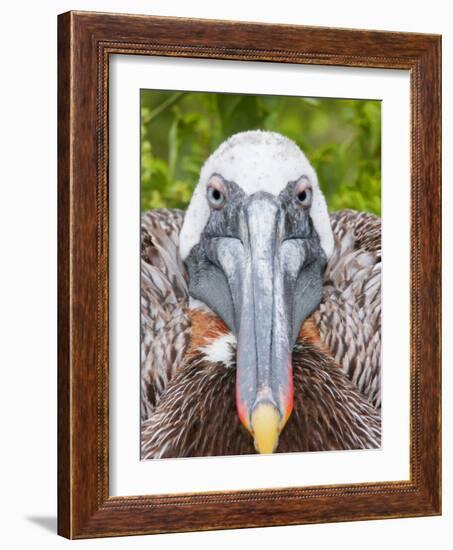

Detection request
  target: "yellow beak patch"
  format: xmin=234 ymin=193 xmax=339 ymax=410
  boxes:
xmin=251 ymin=403 xmax=280 ymax=454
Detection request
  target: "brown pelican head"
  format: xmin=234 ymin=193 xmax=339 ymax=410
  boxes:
xmin=179 ymin=131 xmax=334 ymax=454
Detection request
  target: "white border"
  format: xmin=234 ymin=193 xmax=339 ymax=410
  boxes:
xmin=109 ymin=55 xmax=410 ymax=496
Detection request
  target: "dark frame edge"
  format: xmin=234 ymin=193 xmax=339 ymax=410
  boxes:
xmin=57 ymin=10 xmax=73 ymax=540
xmin=420 ymin=33 xmax=442 ymax=517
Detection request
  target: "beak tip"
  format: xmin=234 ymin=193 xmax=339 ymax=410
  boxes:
xmin=251 ymin=403 xmax=281 ymax=454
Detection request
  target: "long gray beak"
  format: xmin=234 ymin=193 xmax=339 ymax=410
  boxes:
xmin=186 ymin=190 xmax=325 ymax=453
xmin=214 ymin=193 xmax=322 ymax=453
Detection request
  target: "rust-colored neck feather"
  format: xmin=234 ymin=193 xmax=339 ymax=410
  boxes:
xmin=187 ymin=307 xmax=333 ymax=359
xmin=186 ymin=309 xmax=229 ymax=358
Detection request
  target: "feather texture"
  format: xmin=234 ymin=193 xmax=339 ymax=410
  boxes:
xmin=313 ymin=210 xmax=381 ymax=408
xmin=140 ymin=207 xmax=381 ymax=454
xmin=141 ymin=341 xmax=380 ymax=458
xmin=140 ymin=209 xmax=190 ymax=420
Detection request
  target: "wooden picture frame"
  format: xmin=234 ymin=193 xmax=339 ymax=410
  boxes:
xmin=58 ymin=10 xmax=441 ymax=539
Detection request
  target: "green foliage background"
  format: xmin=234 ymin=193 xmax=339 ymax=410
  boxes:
xmin=141 ymin=90 xmax=381 ymax=215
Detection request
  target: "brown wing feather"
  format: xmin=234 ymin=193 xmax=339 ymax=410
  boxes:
xmin=140 ymin=209 xmax=190 ymax=421
xmin=314 ymin=209 xmax=381 ymax=408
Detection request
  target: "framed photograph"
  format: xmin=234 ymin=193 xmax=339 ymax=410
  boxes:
xmin=58 ymin=11 xmax=441 ymax=538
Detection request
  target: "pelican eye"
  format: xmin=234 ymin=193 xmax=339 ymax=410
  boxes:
xmin=294 ymin=179 xmax=312 ymax=208
xmin=207 ymin=182 xmax=227 ymax=209
xmin=297 ymin=190 xmax=308 ymax=202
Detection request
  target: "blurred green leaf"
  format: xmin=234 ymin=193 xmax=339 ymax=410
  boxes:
xmin=140 ymin=91 xmax=381 ymax=215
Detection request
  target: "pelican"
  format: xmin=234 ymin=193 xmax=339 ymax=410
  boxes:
xmin=140 ymin=130 xmax=381 ymax=458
